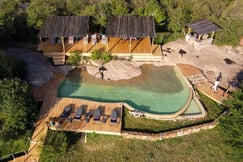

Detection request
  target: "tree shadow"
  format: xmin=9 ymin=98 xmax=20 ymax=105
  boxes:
xmin=229 ymin=69 xmax=243 ymax=88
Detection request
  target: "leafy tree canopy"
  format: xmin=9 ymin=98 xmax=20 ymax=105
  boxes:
xmin=0 ymin=78 xmax=37 ymax=139
xmin=26 ymin=0 xmax=62 ymax=29
xmin=0 ymin=0 xmax=19 ymax=38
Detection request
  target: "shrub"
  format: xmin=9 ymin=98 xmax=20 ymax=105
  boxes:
xmin=90 ymin=50 xmax=112 ymax=64
xmin=66 ymin=51 xmax=81 ymax=66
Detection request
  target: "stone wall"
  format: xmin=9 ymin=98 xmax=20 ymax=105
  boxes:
xmin=121 ymin=121 xmax=218 ymax=141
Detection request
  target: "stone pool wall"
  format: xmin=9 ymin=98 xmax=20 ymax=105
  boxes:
xmin=121 ymin=121 xmax=218 ymax=141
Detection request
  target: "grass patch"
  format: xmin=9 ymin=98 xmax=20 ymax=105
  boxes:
xmin=58 ymin=128 xmax=232 ymax=162
xmin=122 ymin=92 xmax=226 ymax=132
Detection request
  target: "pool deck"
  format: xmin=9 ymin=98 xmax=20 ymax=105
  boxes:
xmin=177 ymin=64 xmax=229 ymax=103
xmin=48 ymin=98 xmax=122 ymax=135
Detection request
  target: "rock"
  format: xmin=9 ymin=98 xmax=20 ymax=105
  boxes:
xmin=5 ymin=47 xmax=53 ymax=87
xmin=53 ymin=65 xmax=75 ymax=75
xmin=90 ymin=59 xmax=104 ymax=67
xmin=86 ymin=60 xmax=142 ymax=80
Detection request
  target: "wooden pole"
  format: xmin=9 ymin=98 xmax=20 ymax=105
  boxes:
xmin=129 ymin=38 xmax=132 ymax=53
xmin=211 ymin=31 xmax=215 ymax=38
xmin=188 ymin=27 xmax=192 ymax=34
xmin=151 ymin=37 xmax=154 ymax=53
xmin=61 ymin=37 xmax=65 ymax=53
xmin=39 ymin=37 xmax=43 ymax=50
xmin=198 ymin=34 xmax=202 ymax=41
xmin=107 ymin=37 xmax=109 ymax=52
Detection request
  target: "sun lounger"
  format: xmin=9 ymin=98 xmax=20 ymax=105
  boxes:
xmin=93 ymin=109 xmax=101 ymax=122
xmin=110 ymin=109 xmax=118 ymax=123
xmin=61 ymin=105 xmax=72 ymax=118
xmin=74 ymin=107 xmax=83 ymax=120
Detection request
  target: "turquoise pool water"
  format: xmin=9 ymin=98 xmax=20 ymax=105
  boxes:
xmin=58 ymin=65 xmax=191 ymax=114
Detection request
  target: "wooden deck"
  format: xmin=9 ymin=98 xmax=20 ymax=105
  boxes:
xmin=177 ymin=64 xmax=229 ymax=103
xmin=37 ymin=37 xmax=156 ymax=55
xmin=49 ymin=98 xmax=122 ymax=135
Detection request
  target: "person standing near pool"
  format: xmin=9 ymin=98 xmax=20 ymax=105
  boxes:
xmin=211 ymin=80 xmax=220 ymax=92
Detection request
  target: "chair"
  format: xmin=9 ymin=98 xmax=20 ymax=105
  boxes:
xmin=93 ymin=108 xmax=101 ymax=121
xmin=73 ymin=107 xmax=83 ymax=120
xmin=68 ymin=36 xmax=74 ymax=44
xmin=61 ymin=105 xmax=72 ymax=118
xmin=110 ymin=109 xmax=118 ymax=123
xmin=101 ymin=35 xmax=107 ymax=44
xmin=91 ymin=34 xmax=97 ymax=45
xmin=83 ymin=35 xmax=88 ymax=44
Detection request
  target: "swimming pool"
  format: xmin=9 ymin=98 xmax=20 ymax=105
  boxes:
xmin=58 ymin=65 xmax=192 ymax=114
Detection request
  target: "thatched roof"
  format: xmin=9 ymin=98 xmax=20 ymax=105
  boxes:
xmin=38 ymin=16 xmax=89 ymax=38
xmin=186 ymin=19 xmax=221 ymax=35
xmin=106 ymin=16 xmax=156 ymax=38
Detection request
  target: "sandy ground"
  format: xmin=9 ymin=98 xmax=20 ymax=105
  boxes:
xmin=160 ymin=39 xmax=243 ymax=89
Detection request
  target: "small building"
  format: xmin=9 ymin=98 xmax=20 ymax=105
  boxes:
xmin=185 ymin=19 xmax=221 ymax=49
xmin=106 ymin=15 xmax=156 ymax=54
xmin=37 ymin=16 xmax=90 ymax=65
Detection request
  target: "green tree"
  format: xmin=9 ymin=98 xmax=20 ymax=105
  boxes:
xmin=132 ymin=0 xmax=166 ymax=26
xmin=167 ymin=0 xmax=192 ymax=33
xmin=66 ymin=0 xmax=87 ymax=15
xmin=0 ymin=0 xmax=19 ymax=38
xmin=94 ymin=2 xmax=112 ymax=27
xmin=0 ymin=78 xmax=37 ymax=138
xmin=26 ymin=0 xmax=61 ymax=29
xmin=0 ymin=50 xmax=25 ymax=79
xmin=110 ymin=0 xmax=129 ymax=16
xmin=220 ymin=83 xmax=243 ymax=159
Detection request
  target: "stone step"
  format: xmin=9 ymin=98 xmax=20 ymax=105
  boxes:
xmin=132 ymin=55 xmax=162 ymax=61
xmin=187 ymin=74 xmax=208 ymax=85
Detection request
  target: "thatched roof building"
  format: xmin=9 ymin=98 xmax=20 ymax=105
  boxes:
xmin=186 ymin=19 xmax=221 ymax=35
xmin=38 ymin=16 xmax=89 ymax=38
xmin=106 ymin=16 xmax=156 ymax=38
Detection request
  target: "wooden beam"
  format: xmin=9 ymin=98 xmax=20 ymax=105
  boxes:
xmin=61 ymin=37 xmax=65 ymax=53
